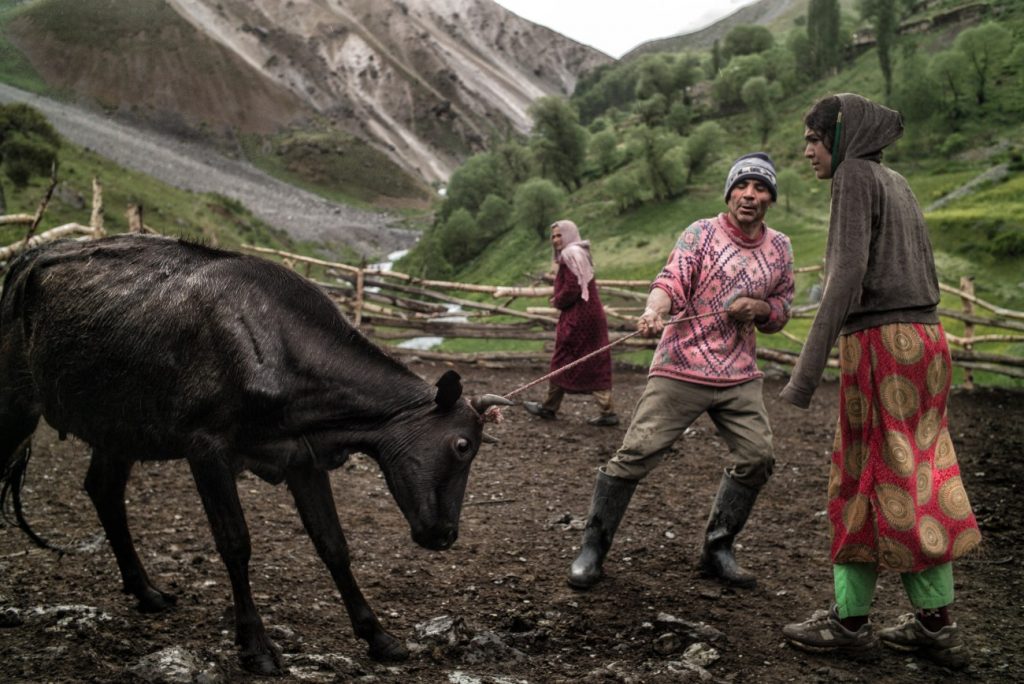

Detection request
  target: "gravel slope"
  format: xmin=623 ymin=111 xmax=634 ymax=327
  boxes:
xmin=0 ymin=82 xmax=418 ymax=258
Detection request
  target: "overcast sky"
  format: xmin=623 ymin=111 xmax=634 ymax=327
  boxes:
xmin=493 ymin=0 xmax=760 ymax=58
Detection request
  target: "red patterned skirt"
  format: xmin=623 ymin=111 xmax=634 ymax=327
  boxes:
xmin=829 ymin=323 xmax=981 ymax=572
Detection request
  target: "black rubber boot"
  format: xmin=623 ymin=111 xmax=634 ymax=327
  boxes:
xmin=699 ymin=473 xmax=761 ymax=589
xmin=523 ymin=401 xmax=556 ymax=420
xmin=568 ymin=470 xmax=637 ymax=590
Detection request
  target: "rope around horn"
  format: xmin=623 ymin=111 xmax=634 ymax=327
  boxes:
xmin=503 ymin=309 xmax=727 ymax=400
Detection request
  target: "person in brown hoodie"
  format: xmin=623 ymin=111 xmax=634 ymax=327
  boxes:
xmin=779 ymin=93 xmax=980 ymax=669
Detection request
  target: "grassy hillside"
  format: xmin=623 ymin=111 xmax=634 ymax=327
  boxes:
xmin=409 ymin=0 xmax=1024 ymax=387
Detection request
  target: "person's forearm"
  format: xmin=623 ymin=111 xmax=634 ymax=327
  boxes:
xmin=638 ymin=287 xmax=673 ymax=336
xmin=645 ymin=287 xmax=672 ymax=317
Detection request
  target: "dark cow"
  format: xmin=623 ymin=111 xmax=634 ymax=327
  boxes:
xmin=0 ymin=234 xmax=509 ymax=675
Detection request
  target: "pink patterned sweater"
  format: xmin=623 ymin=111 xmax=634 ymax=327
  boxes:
xmin=650 ymin=213 xmax=794 ymax=386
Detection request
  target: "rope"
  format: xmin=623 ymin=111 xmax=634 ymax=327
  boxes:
xmin=503 ymin=309 xmax=727 ymax=400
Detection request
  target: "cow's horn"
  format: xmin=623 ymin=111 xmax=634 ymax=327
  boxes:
xmin=471 ymin=394 xmax=514 ymax=413
xmin=481 ymin=432 xmax=499 ymax=444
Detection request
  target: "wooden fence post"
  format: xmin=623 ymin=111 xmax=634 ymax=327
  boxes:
xmin=90 ymin=177 xmax=105 ymax=238
xmin=960 ymin=276 xmax=975 ymax=390
xmin=354 ymin=266 xmax=365 ymax=328
xmin=127 ymin=204 xmax=143 ymax=233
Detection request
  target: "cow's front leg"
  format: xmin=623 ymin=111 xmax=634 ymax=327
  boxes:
xmin=84 ymin=451 xmax=176 ymax=613
xmin=286 ymin=463 xmax=409 ymax=662
xmin=188 ymin=453 xmax=282 ymax=676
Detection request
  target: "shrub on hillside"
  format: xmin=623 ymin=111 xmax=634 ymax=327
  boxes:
xmin=512 ymin=178 xmax=565 ymax=240
xmin=605 ymin=167 xmax=645 ymax=214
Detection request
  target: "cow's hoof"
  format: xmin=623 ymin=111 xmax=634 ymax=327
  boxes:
xmin=136 ymin=588 xmax=177 ymax=614
xmin=368 ymin=633 xmax=409 ymax=662
xmin=241 ymin=651 xmax=283 ymax=677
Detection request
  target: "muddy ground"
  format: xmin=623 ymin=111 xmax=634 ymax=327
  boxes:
xmin=1 ymin=359 xmax=1021 ymax=683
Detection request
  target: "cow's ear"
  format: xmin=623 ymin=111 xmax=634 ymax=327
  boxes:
xmin=434 ymin=370 xmax=463 ymax=409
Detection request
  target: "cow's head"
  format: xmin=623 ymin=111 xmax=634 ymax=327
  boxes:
xmin=376 ymin=370 xmax=511 ymax=551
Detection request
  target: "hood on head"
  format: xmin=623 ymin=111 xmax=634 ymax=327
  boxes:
xmin=833 ymin=93 xmax=904 ymax=170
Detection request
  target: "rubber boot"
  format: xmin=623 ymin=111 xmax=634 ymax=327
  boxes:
xmin=567 ymin=470 xmax=637 ymax=590
xmin=698 ymin=473 xmax=760 ymax=589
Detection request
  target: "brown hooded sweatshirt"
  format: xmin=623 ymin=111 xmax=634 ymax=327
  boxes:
xmin=780 ymin=93 xmax=940 ymax=408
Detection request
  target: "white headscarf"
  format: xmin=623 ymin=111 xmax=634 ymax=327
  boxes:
xmin=551 ymin=219 xmax=595 ymax=302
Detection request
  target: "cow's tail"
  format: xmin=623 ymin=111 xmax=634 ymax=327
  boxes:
xmin=0 ymin=438 xmax=64 ymax=555
xmin=1 ymin=245 xmax=63 ymax=553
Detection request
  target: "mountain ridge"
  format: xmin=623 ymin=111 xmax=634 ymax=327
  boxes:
xmin=4 ymin=0 xmax=611 ymax=190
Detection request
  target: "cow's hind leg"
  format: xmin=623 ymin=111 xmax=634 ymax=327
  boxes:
xmin=286 ymin=463 xmax=409 ymax=662
xmin=84 ymin=451 xmax=176 ymax=613
xmin=188 ymin=452 xmax=282 ymax=676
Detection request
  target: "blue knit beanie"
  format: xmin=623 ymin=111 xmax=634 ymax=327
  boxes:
xmin=723 ymin=152 xmax=778 ymax=202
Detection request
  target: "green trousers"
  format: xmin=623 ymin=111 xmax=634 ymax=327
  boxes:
xmin=833 ymin=562 xmax=955 ymax=619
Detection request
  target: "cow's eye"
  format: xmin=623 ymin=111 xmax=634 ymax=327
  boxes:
xmin=454 ymin=437 xmax=471 ymax=455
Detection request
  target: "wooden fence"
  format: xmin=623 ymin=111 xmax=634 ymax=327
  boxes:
xmin=241 ymin=245 xmax=1024 ymax=383
xmin=2 ymin=178 xmax=1022 ymax=385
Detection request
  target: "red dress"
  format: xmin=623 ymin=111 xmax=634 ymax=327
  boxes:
xmin=549 ymin=263 xmax=612 ymax=392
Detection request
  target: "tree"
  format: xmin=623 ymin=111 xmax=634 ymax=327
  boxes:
xmin=741 ymin=76 xmax=780 ymax=145
xmin=807 ymin=0 xmax=841 ymax=78
xmin=672 ymin=53 xmax=704 ymax=106
xmin=954 ymin=22 xmax=1013 ymax=105
xmin=859 ymin=0 xmax=898 ymax=99
xmin=684 ymin=121 xmax=725 ymax=182
xmin=722 ymin=25 xmax=774 ymax=59
xmin=589 ymin=129 xmax=620 ymax=174
xmin=0 ymin=103 xmax=61 ymax=214
xmin=494 ymin=141 xmax=534 ymax=185
xmin=928 ymin=50 xmax=972 ymax=120
xmin=658 ymin=146 xmax=689 ymax=200
xmin=441 ymin=152 xmax=509 ymax=220
xmin=634 ymin=93 xmax=668 ymax=127
xmin=1012 ymin=43 xmax=1024 ymax=91
xmin=787 ymin=31 xmax=814 ymax=86
xmin=572 ymin=60 xmax=652 ymax=124
xmin=893 ymin=50 xmax=941 ymax=124
xmin=476 ymin=194 xmax=512 ymax=241
xmin=440 ymin=208 xmax=479 ymax=265
xmin=710 ymin=40 xmax=724 ymax=78
xmin=665 ymin=101 xmax=694 ymax=136
xmin=512 ymin=178 xmax=566 ymax=239
xmin=634 ymin=55 xmax=675 ymax=101
xmin=528 ymin=96 xmax=588 ymax=191
xmin=712 ymin=53 xmax=767 ymax=112
xmin=775 ymin=168 xmax=803 ymax=213
xmin=605 ymin=167 xmax=645 ymax=213
xmin=632 ymin=128 xmax=685 ymax=201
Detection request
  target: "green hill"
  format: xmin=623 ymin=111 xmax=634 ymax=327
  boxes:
xmin=400 ymin=0 xmax=1024 ymax=386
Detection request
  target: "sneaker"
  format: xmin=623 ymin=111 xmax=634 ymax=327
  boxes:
xmin=522 ymin=401 xmax=556 ymax=420
xmin=587 ymin=413 xmax=619 ymax=427
xmin=878 ymin=613 xmax=970 ymax=669
xmin=782 ymin=605 xmax=879 ymax=659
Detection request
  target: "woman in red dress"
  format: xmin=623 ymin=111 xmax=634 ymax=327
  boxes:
xmin=523 ymin=219 xmax=618 ymax=426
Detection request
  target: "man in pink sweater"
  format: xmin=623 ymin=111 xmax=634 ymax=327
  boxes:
xmin=568 ymin=152 xmax=795 ymax=590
